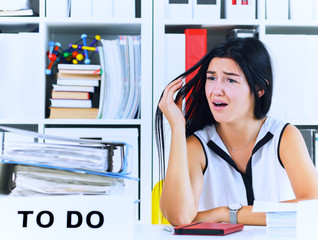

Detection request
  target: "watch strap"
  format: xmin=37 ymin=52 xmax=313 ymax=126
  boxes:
xmin=229 ymin=209 xmax=238 ymax=224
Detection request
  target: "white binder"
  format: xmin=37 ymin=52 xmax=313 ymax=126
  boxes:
xmin=290 ymin=0 xmax=314 ymax=20
xmin=224 ymin=0 xmax=256 ymax=20
xmin=92 ymin=0 xmax=113 ymax=19
xmin=193 ymin=0 xmax=220 ymax=20
xmin=266 ymin=0 xmax=288 ymax=20
xmin=71 ymin=0 xmax=92 ymax=18
xmin=113 ymin=0 xmax=135 ymax=19
xmin=46 ymin=0 xmax=69 ymax=18
xmin=164 ymin=33 xmax=185 ymax=85
xmin=165 ymin=0 xmax=192 ymax=20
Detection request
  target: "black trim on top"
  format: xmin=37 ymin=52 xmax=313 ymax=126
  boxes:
xmin=193 ymin=134 xmax=208 ymax=175
xmin=277 ymin=123 xmax=290 ymax=169
xmin=207 ymin=131 xmax=274 ymax=205
xmin=207 ymin=140 xmax=239 ymax=172
xmin=252 ymin=132 xmax=274 ymax=154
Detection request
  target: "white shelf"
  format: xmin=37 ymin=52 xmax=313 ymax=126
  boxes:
xmin=43 ymin=119 xmax=142 ymax=125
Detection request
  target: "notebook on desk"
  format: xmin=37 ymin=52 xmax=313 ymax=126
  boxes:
xmin=173 ymin=222 xmax=244 ymax=236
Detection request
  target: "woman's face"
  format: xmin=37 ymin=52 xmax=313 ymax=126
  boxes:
xmin=205 ymin=57 xmax=255 ymax=124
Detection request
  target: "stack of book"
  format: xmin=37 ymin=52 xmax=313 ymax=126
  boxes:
xmin=49 ymin=63 xmax=101 ymax=119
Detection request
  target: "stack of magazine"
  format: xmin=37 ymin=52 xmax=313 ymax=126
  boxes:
xmin=0 ymin=126 xmax=138 ymax=196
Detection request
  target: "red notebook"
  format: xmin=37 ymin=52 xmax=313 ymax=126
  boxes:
xmin=173 ymin=222 xmax=244 ymax=236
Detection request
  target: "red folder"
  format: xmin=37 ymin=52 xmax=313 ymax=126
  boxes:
xmin=173 ymin=222 xmax=244 ymax=236
xmin=184 ymin=29 xmax=207 ymax=84
xmin=184 ymin=29 xmax=207 ymax=107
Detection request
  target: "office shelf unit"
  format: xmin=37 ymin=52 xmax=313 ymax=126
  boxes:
xmin=0 ymin=0 xmax=152 ymax=223
xmin=152 ymin=0 xmax=318 ymax=186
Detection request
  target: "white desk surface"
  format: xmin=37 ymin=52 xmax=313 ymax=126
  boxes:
xmin=134 ymin=224 xmax=296 ymax=240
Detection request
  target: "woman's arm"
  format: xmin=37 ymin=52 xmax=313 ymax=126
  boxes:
xmin=279 ymin=124 xmax=318 ymax=201
xmin=158 ymin=78 xmax=205 ymax=226
xmin=194 ymin=206 xmax=266 ymax=225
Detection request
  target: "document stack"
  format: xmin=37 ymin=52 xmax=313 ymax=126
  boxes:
xmin=253 ymin=201 xmax=297 ymax=238
xmin=49 ymin=64 xmax=101 ymax=119
xmin=0 ymin=126 xmax=138 ymax=196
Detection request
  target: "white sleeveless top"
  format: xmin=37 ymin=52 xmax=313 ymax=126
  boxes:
xmin=193 ymin=117 xmax=295 ymax=211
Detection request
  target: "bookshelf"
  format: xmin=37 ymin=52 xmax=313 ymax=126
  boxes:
xmin=152 ymin=0 xmax=318 ymax=186
xmin=0 ymin=0 xmax=152 ymax=223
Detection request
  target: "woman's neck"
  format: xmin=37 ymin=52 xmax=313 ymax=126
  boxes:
xmin=215 ymin=118 xmax=265 ymax=152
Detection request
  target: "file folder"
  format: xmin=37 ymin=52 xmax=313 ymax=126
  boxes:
xmin=165 ymin=0 xmax=192 ymax=19
xmin=193 ymin=0 xmax=220 ymax=19
xmin=92 ymin=0 xmax=113 ymax=19
xmin=185 ymin=29 xmax=207 ymax=84
xmin=224 ymin=0 xmax=256 ymax=20
xmin=266 ymin=0 xmax=288 ymax=20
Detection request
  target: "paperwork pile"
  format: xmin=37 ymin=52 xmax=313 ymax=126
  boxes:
xmin=253 ymin=201 xmax=297 ymax=238
xmin=0 ymin=126 xmax=138 ymax=196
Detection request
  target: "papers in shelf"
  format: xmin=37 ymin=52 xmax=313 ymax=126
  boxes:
xmin=97 ymin=35 xmax=141 ymax=119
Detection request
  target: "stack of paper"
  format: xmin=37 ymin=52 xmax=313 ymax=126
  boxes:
xmin=253 ymin=201 xmax=297 ymax=238
xmin=10 ymin=165 xmax=125 ymax=196
xmin=97 ymin=35 xmax=141 ymax=119
xmin=0 ymin=126 xmax=139 ymax=197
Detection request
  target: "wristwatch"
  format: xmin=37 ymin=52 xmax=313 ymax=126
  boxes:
xmin=228 ymin=203 xmax=242 ymax=224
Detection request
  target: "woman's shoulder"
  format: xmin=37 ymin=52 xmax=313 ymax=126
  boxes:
xmin=193 ymin=124 xmax=215 ymax=140
xmin=263 ymin=116 xmax=289 ymax=134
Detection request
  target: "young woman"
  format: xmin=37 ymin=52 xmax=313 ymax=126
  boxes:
xmin=155 ymin=37 xmax=318 ymax=226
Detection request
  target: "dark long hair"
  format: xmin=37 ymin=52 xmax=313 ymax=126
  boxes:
xmin=155 ymin=37 xmax=273 ymax=180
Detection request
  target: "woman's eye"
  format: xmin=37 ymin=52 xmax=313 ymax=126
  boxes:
xmin=207 ymin=76 xmax=215 ymax=81
xmin=226 ymin=78 xmax=237 ymax=83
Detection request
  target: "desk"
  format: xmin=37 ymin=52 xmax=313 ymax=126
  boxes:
xmin=134 ymin=224 xmax=296 ymax=240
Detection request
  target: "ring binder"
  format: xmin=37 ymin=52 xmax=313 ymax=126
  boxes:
xmin=0 ymin=163 xmax=16 ymax=194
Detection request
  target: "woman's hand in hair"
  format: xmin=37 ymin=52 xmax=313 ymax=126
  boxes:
xmin=159 ymin=77 xmax=185 ymax=128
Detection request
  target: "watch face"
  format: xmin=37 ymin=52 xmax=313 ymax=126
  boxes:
xmin=229 ymin=203 xmax=242 ymax=211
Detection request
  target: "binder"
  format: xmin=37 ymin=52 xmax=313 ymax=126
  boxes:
xmin=113 ymin=0 xmax=135 ymax=19
xmin=193 ymin=0 xmax=220 ymax=20
xmin=165 ymin=0 xmax=192 ymax=20
xmin=0 ymin=126 xmax=137 ymax=179
xmin=92 ymin=0 xmax=113 ymax=19
xmin=266 ymin=0 xmax=288 ymax=20
xmin=46 ymin=0 xmax=70 ymax=18
xmin=185 ymin=29 xmax=207 ymax=84
xmin=70 ymin=0 xmax=92 ymax=18
xmin=164 ymin=33 xmax=185 ymax=85
xmin=314 ymin=0 xmax=318 ymax=20
xmin=224 ymin=0 xmax=256 ymax=20
xmin=290 ymin=0 xmax=314 ymax=20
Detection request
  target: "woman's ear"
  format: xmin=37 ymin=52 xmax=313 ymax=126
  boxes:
xmin=258 ymin=89 xmax=265 ymax=98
